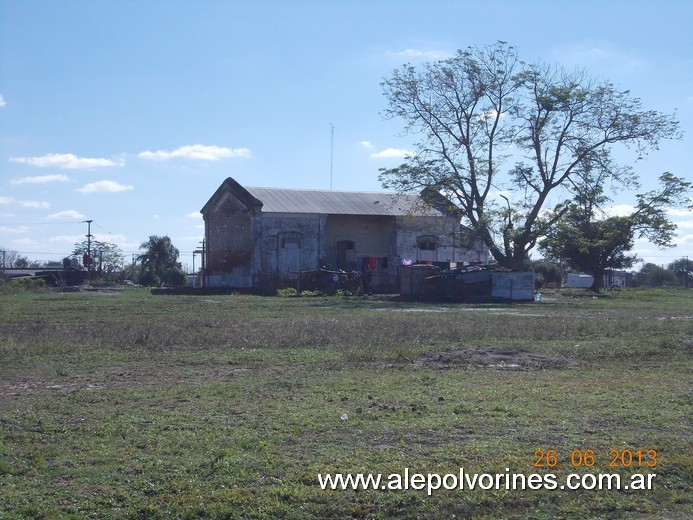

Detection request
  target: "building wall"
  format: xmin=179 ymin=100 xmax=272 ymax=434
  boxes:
xmin=204 ymin=194 xmax=254 ymax=288
xmin=395 ymin=214 xmax=488 ymax=265
xmin=204 ymin=198 xmax=488 ymax=291
xmin=253 ymin=214 xmax=324 ymax=277
xmin=325 ymin=215 xmax=396 ymax=267
xmin=323 ymin=214 xmax=398 ymax=291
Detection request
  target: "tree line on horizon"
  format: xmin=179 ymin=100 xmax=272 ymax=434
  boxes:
xmin=1 ymin=238 xmax=691 ymax=289
xmin=1 ymin=235 xmax=187 ymax=288
xmin=3 ymin=42 xmax=693 ymax=290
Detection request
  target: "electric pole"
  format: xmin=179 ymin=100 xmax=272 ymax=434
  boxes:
xmin=330 ymin=123 xmax=334 ymax=191
xmin=195 ymin=240 xmax=206 ymax=288
xmin=83 ymin=220 xmax=93 ymax=283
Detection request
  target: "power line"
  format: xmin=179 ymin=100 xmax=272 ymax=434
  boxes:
xmin=0 ymin=220 xmax=86 ymax=226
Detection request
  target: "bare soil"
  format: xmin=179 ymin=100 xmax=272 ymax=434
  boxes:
xmin=416 ymin=346 xmax=578 ymax=371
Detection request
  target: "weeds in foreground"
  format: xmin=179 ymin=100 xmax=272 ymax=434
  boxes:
xmin=0 ymin=288 xmax=691 ymax=518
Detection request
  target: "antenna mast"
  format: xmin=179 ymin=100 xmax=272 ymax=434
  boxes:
xmin=330 ymin=123 xmax=334 ymax=190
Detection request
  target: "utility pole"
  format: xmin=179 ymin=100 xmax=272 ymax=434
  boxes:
xmin=192 ymin=251 xmax=196 ymax=287
xmin=330 ymin=123 xmax=334 ymax=191
xmin=195 ymin=239 xmax=206 ymax=288
xmin=83 ymin=220 xmax=93 ymax=283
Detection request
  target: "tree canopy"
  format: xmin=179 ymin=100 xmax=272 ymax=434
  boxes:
xmin=137 ymin=235 xmax=186 ymax=287
xmin=539 ymin=173 xmax=691 ymax=291
xmin=668 ymin=257 xmax=692 ymax=287
xmin=72 ymin=239 xmax=124 ymax=274
xmin=380 ymin=41 xmax=681 ymax=270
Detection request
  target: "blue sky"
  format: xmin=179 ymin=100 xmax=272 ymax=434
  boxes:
xmin=1 ymin=0 xmax=691 ymax=270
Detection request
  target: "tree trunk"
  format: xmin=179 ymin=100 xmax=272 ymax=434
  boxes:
xmin=589 ymin=269 xmax=604 ymax=292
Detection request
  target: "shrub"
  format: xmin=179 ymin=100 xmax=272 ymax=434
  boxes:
xmin=1 ymin=277 xmax=47 ymax=293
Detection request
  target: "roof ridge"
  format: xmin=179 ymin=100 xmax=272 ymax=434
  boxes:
xmin=245 ymin=185 xmax=411 ymax=196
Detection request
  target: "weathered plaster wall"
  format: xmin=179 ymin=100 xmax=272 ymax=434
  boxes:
xmin=253 ymin=214 xmax=324 ymax=276
xmin=203 ymin=189 xmax=490 ymax=291
xmin=396 ymin=214 xmax=458 ymax=262
xmin=324 ymin=215 xmax=397 ymax=264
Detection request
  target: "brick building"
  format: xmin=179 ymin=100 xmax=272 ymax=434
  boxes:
xmin=200 ymin=177 xmax=489 ymax=292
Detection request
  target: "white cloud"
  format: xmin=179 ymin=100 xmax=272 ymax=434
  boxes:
xmin=186 ymin=211 xmax=203 ymax=219
xmin=77 ymin=180 xmax=134 ymax=194
xmin=667 ymin=207 xmax=693 ymax=218
xmin=11 ymin=174 xmax=70 ymax=185
xmin=12 ymin=238 xmax=38 ymax=247
xmin=49 ymin=234 xmax=83 ymax=243
xmin=550 ymin=41 xmax=644 ymax=74
xmin=0 ymin=225 xmax=28 ymax=234
xmin=477 ymin=109 xmax=502 ymax=122
xmin=674 ymin=220 xmax=693 ymax=230
xmin=369 ymin=148 xmax=414 ymax=159
xmin=48 ymin=209 xmax=85 ymax=219
xmin=388 ymin=49 xmax=449 ymax=60
xmin=139 ymin=144 xmax=252 ymax=161
xmin=676 ymin=233 xmax=693 ymax=247
xmin=360 ymin=141 xmax=375 ymax=149
xmin=604 ymin=204 xmax=636 ymax=217
xmin=0 ymin=94 xmax=6 ymax=108
xmin=10 ymin=153 xmax=123 ymax=169
xmin=21 ymin=200 xmax=50 ymax=209
xmin=0 ymin=196 xmax=49 ymax=208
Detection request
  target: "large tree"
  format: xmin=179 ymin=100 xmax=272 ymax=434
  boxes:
xmin=379 ymin=42 xmax=681 ymax=270
xmin=72 ymin=239 xmax=124 ymax=274
xmin=137 ymin=235 xmax=186 ymax=287
xmin=668 ymin=257 xmax=692 ymax=287
xmin=0 ymin=249 xmax=28 ymax=268
xmin=637 ymin=263 xmax=678 ymax=288
xmin=539 ymin=173 xmax=691 ymax=291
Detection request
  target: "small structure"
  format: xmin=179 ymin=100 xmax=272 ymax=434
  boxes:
xmin=603 ymin=269 xmax=628 ymax=288
xmin=566 ymin=271 xmax=630 ymax=289
xmin=200 ymin=177 xmax=489 ymax=293
xmin=491 ymin=271 xmax=535 ymax=301
xmin=1 ymin=268 xmax=87 ymax=286
xmin=566 ymin=273 xmax=594 ymax=288
xmin=400 ymin=265 xmax=534 ymax=301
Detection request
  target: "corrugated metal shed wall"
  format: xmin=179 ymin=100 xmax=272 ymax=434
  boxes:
xmin=245 ymin=187 xmax=440 ymax=216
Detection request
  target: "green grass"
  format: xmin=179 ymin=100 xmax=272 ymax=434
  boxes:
xmin=0 ymin=287 xmax=691 ymax=518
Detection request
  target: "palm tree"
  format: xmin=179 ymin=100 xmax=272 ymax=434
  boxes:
xmin=137 ymin=235 xmax=185 ymax=286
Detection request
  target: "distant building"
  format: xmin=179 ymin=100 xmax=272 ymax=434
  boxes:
xmin=565 ymin=270 xmax=630 ymax=289
xmin=566 ymin=273 xmax=594 ymax=288
xmin=603 ymin=269 xmax=628 ymax=287
xmin=2 ymin=268 xmax=87 ymax=286
xmin=200 ymin=177 xmax=489 ymax=292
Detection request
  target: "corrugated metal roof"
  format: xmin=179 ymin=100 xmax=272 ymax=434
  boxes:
xmin=244 ymin=187 xmax=437 ymax=216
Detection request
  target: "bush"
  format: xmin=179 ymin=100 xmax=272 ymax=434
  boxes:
xmin=1 ymin=277 xmax=47 ymax=293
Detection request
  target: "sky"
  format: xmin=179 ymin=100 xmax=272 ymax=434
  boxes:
xmin=1 ymin=0 xmax=691 ymax=271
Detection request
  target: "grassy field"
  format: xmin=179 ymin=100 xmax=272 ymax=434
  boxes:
xmin=0 ymin=286 xmax=691 ymax=519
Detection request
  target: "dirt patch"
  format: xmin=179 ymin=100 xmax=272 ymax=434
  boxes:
xmin=417 ymin=347 xmax=577 ymax=371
